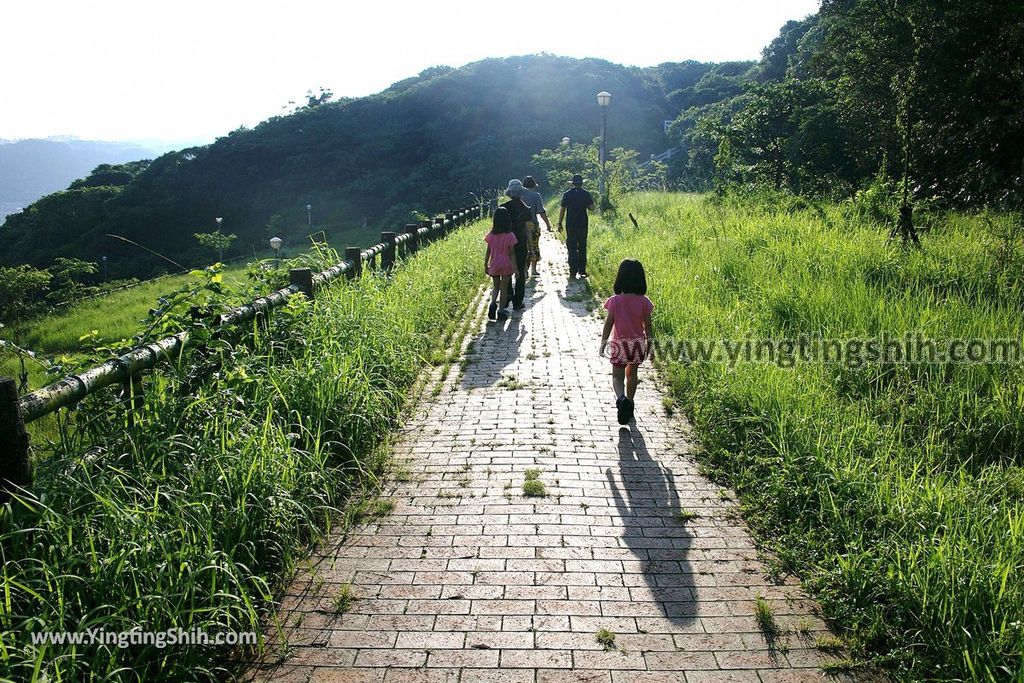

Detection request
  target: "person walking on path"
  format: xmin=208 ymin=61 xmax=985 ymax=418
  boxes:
xmin=500 ymin=179 xmax=534 ymax=311
xmin=556 ymin=174 xmax=595 ymax=278
xmin=484 ymin=207 xmax=518 ymax=321
xmin=521 ymin=176 xmax=552 ymax=278
xmin=599 ymin=259 xmax=654 ymax=425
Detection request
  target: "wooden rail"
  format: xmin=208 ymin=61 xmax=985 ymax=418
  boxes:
xmin=0 ymin=205 xmax=482 ymax=498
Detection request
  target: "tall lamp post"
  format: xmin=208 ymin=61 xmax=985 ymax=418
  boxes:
xmin=101 ymin=255 xmax=108 ymax=281
xmin=215 ymin=217 xmax=224 ymax=262
xmin=305 ymin=204 xmax=312 ymax=231
xmin=597 ymin=91 xmax=612 ymax=207
xmin=270 ymin=236 xmax=283 ymax=269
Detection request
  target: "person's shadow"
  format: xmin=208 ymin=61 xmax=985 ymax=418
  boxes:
xmin=460 ymin=315 xmax=526 ymax=390
xmin=558 ymin=275 xmax=594 ymax=319
xmin=607 ymin=427 xmax=697 ymax=627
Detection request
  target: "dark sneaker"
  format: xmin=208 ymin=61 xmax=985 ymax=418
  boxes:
xmin=616 ymin=396 xmax=628 ymax=425
xmin=579 ymin=271 xmax=589 ymax=278
xmin=497 ymin=309 xmax=510 ymax=321
xmin=623 ymin=398 xmax=635 ymax=423
xmin=487 ymin=302 xmax=498 ymax=321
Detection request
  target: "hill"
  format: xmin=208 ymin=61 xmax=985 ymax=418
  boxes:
xmin=0 ymin=138 xmax=155 ymax=220
xmin=0 ymin=55 xmax=738 ymax=279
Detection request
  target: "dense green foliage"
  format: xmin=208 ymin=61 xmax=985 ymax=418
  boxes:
xmin=588 ymin=193 xmax=1023 ymax=680
xmin=2 ymin=55 xmax=732 ymax=278
xmin=0 ymin=220 xmax=486 ymax=681
xmin=0 ymin=258 xmax=109 ymax=325
xmin=670 ymin=0 xmax=1024 ymax=206
xmin=531 ymin=138 xmax=668 ymax=205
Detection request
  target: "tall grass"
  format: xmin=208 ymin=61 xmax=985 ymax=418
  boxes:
xmin=0 ymin=220 xmax=485 ymax=681
xmin=587 ymin=193 xmax=1023 ymax=681
xmin=8 ymin=265 xmax=251 ymax=356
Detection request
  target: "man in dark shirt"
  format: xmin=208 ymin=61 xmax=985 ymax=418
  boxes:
xmin=557 ymin=174 xmax=595 ymax=278
xmin=500 ymin=179 xmax=533 ymax=310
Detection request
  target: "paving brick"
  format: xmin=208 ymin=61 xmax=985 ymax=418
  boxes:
xmin=500 ymin=649 xmax=573 ymax=669
xmin=539 ymin=672 xmax=612 ymax=683
xmin=309 ymin=668 xmax=385 ymax=682
xmin=394 ymin=631 xmax=465 ymax=649
xmin=425 ymin=649 xmax=500 ymax=668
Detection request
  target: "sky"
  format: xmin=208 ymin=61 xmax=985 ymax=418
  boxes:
xmin=0 ymin=0 xmax=820 ymax=144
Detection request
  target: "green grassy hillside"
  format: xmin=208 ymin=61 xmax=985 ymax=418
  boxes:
xmin=586 ymin=192 xmax=1023 ymax=681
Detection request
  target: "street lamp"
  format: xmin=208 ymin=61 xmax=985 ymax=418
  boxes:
xmin=270 ymin=236 xmax=283 ymax=269
xmin=305 ymin=204 xmax=312 ymax=229
xmin=597 ymin=91 xmax=611 ymax=205
xmin=215 ymin=217 xmax=224 ymax=262
xmin=101 ymin=255 xmax=108 ymax=281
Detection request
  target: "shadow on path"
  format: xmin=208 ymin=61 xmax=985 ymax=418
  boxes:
xmin=460 ymin=315 xmax=526 ymax=391
xmin=608 ymin=426 xmax=697 ymax=628
xmin=558 ymin=275 xmax=595 ymax=318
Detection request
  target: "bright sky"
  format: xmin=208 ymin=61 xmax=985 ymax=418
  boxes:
xmin=0 ymin=0 xmax=819 ymax=144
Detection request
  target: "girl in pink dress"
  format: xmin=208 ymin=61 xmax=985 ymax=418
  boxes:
xmin=599 ymin=259 xmax=654 ymax=424
xmin=484 ymin=207 xmax=518 ymax=321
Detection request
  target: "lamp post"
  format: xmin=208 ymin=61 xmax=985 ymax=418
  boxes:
xmin=597 ymin=91 xmax=611 ymax=206
xmin=215 ymin=216 xmax=224 ymax=262
xmin=270 ymin=236 xmax=283 ymax=269
xmin=305 ymin=204 xmax=312 ymax=230
xmin=101 ymin=255 xmax=108 ymax=281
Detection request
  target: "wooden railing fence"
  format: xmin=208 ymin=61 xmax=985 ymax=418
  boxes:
xmin=0 ymin=205 xmax=483 ymax=499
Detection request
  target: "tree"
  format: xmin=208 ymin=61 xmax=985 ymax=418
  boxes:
xmin=47 ymin=257 xmax=99 ymax=304
xmin=0 ymin=266 xmax=51 ymax=324
xmin=193 ymin=231 xmax=237 ymax=263
xmin=531 ymin=140 xmax=667 ymax=206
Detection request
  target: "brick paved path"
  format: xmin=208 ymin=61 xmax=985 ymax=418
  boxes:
xmin=247 ymin=231 xmax=853 ymax=683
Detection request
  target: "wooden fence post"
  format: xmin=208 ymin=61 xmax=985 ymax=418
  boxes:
xmin=380 ymin=232 xmax=397 ymax=273
xmin=0 ymin=377 xmax=31 ymax=501
xmin=404 ymin=224 xmax=420 ymax=255
xmin=290 ymin=268 xmax=314 ymax=297
xmin=345 ymin=247 xmax=362 ymax=280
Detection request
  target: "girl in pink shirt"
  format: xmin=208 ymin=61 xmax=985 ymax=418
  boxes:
xmin=484 ymin=207 xmax=518 ymax=321
xmin=600 ymin=259 xmax=654 ymax=425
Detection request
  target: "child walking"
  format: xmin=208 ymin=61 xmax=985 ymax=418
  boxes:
xmin=484 ymin=206 xmax=518 ymax=321
xmin=599 ymin=259 xmax=654 ymax=425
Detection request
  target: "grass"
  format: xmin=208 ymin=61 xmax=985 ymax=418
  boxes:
xmin=0 ymin=218 xmax=487 ymax=681
xmin=587 ymin=191 xmax=1024 ymax=681
xmin=497 ymin=373 xmax=526 ymax=390
xmin=9 ymin=264 xmax=250 ymax=355
xmin=754 ymin=595 xmax=779 ymax=638
xmin=522 ymin=468 xmax=547 ymax=497
xmin=333 ymin=584 xmax=356 ymax=614
xmin=816 ymin=634 xmax=846 ymax=652
xmin=674 ymin=508 xmax=697 ymax=524
xmin=595 ymin=628 xmax=617 ymax=651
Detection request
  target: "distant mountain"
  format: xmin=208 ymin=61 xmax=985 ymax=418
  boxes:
xmin=1 ymin=55 xmax=736 ymax=278
xmin=0 ymin=138 xmax=156 ymax=219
